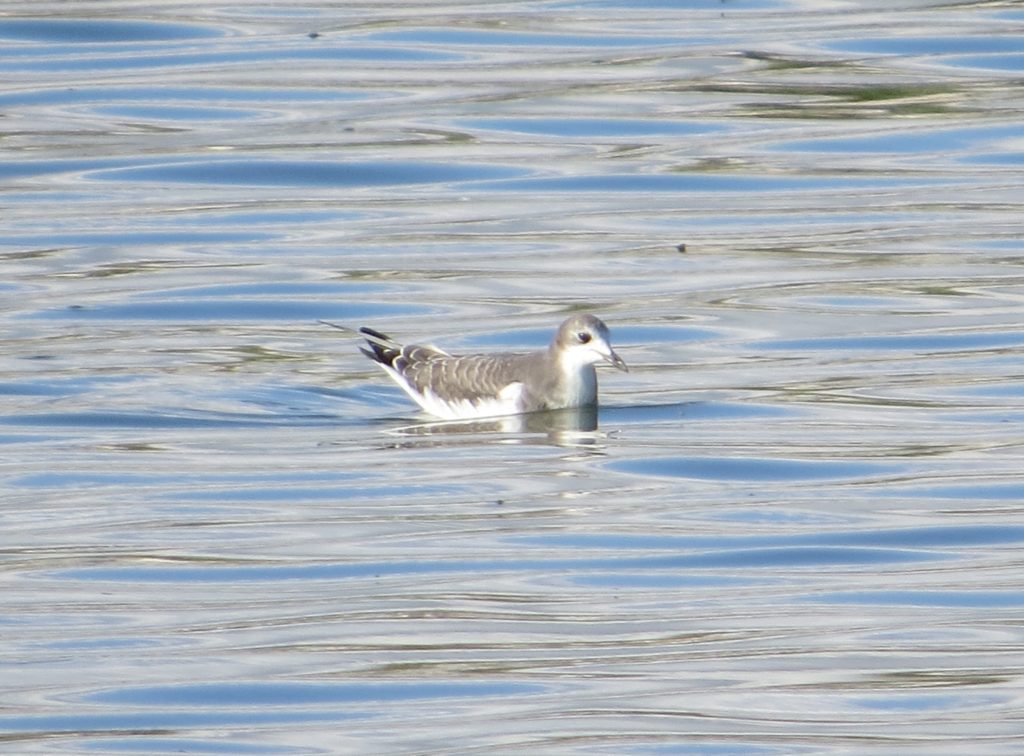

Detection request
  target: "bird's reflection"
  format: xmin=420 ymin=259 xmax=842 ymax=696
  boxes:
xmin=384 ymin=405 xmax=604 ymax=450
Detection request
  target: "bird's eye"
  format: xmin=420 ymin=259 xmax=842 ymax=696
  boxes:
xmin=577 ymin=332 xmax=592 ymax=344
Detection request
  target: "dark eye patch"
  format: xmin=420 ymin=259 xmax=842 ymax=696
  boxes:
xmin=577 ymin=332 xmax=592 ymax=344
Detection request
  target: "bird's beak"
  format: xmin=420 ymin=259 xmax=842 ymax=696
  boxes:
xmin=605 ymin=348 xmax=628 ymax=372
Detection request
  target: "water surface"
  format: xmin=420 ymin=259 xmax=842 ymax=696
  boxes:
xmin=2 ymin=1 xmax=1023 ymax=753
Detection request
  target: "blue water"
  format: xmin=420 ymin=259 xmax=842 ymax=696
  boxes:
xmin=2 ymin=1 xmax=1023 ymax=753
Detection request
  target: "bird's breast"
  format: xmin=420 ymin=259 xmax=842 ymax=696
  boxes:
xmin=551 ymin=363 xmax=597 ymax=408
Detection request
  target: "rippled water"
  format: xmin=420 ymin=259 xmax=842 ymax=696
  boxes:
xmin=2 ymin=1 xmax=1023 ymax=753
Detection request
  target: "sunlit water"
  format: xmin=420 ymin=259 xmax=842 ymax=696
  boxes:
xmin=2 ymin=1 xmax=1023 ymax=753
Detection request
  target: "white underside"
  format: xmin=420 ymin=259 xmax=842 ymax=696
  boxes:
xmin=381 ymin=364 xmax=526 ymax=420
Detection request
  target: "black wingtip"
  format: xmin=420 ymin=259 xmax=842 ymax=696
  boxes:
xmin=359 ymin=326 xmax=391 ymax=341
xmin=318 ymin=319 xmax=354 ymax=334
xmin=358 ymin=330 xmax=396 ymax=365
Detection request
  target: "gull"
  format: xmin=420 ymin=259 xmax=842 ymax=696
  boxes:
xmin=335 ymin=314 xmax=627 ymax=421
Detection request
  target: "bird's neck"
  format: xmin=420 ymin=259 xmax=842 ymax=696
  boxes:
xmin=552 ymin=350 xmax=598 ymax=407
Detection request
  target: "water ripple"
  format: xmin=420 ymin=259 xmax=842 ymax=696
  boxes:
xmin=3 ymin=2 xmax=1023 ymax=753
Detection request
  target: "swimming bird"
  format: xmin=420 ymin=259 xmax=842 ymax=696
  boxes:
xmin=350 ymin=314 xmax=627 ymax=420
